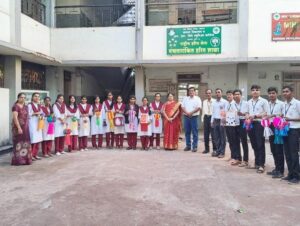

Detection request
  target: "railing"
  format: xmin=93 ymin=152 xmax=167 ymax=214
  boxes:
xmin=55 ymin=4 xmax=135 ymax=28
xmin=21 ymin=0 xmax=46 ymax=25
xmin=145 ymin=0 xmax=238 ymax=26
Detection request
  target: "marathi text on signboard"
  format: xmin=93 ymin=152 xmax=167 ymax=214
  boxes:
xmin=149 ymin=79 xmax=172 ymax=92
xmin=167 ymin=26 xmax=222 ymax=55
xmin=272 ymin=13 xmax=300 ymax=41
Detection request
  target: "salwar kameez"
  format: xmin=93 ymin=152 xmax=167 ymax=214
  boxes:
xmin=91 ymin=104 xmax=105 ymax=148
xmin=125 ymin=104 xmax=139 ymax=149
xmin=113 ymin=103 xmax=126 ymax=148
xmin=28 ymin=102 xmax=43 ymax=158
xmin=78 ymin=103 xmax=92 ymax=150
xmin=53 ymin=102 xmax=67 ymax=153
xmin=138 ymin=106 xmax=152 ymax=150
xmin=102 ymin=100 xmax=115 ymax=148
xmin=66 ymin=105 xmax=80 ymax=152
xmin=41 ymin=105 xmax=55 ymax=156
xmin=150 ymin=101 xmax=163 ymax=148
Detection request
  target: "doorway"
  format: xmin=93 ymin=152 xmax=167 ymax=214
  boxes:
xmin=283 ymin=72 xmax=300 ymax=99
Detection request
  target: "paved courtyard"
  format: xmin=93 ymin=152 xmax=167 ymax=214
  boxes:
xmin=0 ymin=139 xmax=299 ymax=226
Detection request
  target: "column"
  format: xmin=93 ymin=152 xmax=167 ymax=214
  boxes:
xmin=237 ymin=63 xmax=248 ymax=100
xmin=135 ymin=67 xmax=145 ymax=105
xmin=45 ymin=66 xmax=64 ymax=101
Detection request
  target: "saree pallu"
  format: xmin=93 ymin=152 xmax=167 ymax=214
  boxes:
xmin=163 ymin=102 xmax=181 ymax=150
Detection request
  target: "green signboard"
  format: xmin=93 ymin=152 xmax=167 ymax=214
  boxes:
xmin=167 ymin=26 xmax=222 ymax=55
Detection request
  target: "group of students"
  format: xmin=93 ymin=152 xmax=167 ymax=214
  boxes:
xmin=202 ymin=85 xmax=300 ymax=184
xmin=11 ymin=91 xmax=184 ymax=166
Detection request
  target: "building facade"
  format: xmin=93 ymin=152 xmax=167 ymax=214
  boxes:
xmin=0 ymin=0 xmax=300 ymax=147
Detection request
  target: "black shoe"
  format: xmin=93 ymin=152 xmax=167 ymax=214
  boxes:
xmin=267 ymin=169 xmax=276 ymax=176
xmin=211 ymin=151 xmax=218 ymax=157
xmin=192 ymin=148 xmax=198 ymax=152
xmin=202 ymin=150 xmax=209 ymax=154
xmin=184 ymin=147 xmax=191 ymax=151
xmin=288 ymin=178 xmax=299 ymax=184
xmin=272 ymin=172 xmax=284 ymax=179
xmin=282 ymin=176 xmax=293 ymax=181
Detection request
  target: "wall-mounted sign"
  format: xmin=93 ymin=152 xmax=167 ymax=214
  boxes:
xmin=167 ymin=26 xmax=222 ymax=55
xmin=272 ymin=13 xmax=300 ymax=41
xmin=21 ymin=90 xmax=49 ymax=105
xmin=149 ymin=79 xmax=172 ymax=92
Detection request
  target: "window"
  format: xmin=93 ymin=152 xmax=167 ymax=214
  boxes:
xmin=55 ymin=0 xmax=136 ymax=28
xmin=21 ymin=0 xmax=46 ymax=25
xmin=21 ymin=61 xmax=46 ymax=90
xmin=146 ymin=0 xmax=238 ymax=26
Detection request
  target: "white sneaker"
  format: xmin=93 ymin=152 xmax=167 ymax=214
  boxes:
xmin=156 ymin=146 xmax=160 ymax=150
xmin=56 ymin=152 xmax=61 ymax=156
xmin=84 ymin=148 xmax=88 ymax=151
xmin=80 ymin=149 xmax=84 ymax=152
xmin=61 ymin=151 xmax=66 ymax=154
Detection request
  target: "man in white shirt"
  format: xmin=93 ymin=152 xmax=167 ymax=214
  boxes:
xmin=266 ymin=87 xmax=284 ymax=178
xmin=211 ymin=88 xmax=228 ymax=158
xmin=202 ymin=89 xmax=216 ymax=154
xmin=233 ymin=89 xmax=249 ymax=167
xmin=281 ymin=85 xmax=300 ymax=184
xmin=182 ymin=87 xmax=202 ymax=152
xmin=246 ymin=85 xmax=270 ymax=174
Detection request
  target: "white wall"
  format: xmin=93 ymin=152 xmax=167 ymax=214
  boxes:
xmin=0 ymin=0 xmax=10 ymax=42
xmin=248 ymin=0 xmax=300 ymax=58
xmin=0 ymin=88 xmax=10 ymax=146
xmin=51 ymin=27 xmax=136 ymax=61
xmin=21 ymin=14 xmax=51 ymax=55
xmin=143 ymin=24 xmax=239 ymax=60
xmin=144 ymin=64 xmax=238 ymax=96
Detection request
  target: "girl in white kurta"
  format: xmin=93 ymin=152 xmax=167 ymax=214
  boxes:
xmin=102 ymin=91 xmax=115 ymax=148
xmin=66 ymin=95 xmax=80 ymax=152
xmin=150 ymin=93 xmax=163 ymax=150
xmin=53 ymin=94 xmax=67 ymax=155
xmin=91 ymin=95 xmax=105 ymax=149
xmin=78 ymin=96 xmax=92 ymax=151
xmin=113 ymin=95 xmax=126 ymax=149
xmin=138 ymin=97 xmax=152 ymax=150
xmin=28 ymin=92 xmax=43 ymax=160
xmin=41 ymin=97 xmax=55 ymax=157
xmin=125 ymin=95 xmax=139 ymax=150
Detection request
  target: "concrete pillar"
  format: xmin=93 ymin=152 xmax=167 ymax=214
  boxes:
xmin=169 ymin=0 xmax=178 ymax=25
xmin=46 ymin=66 xmax=64 ymax=101
xmin=237 ymin=63 xmax=248 ymax=100
xmin=196 ymin=0 xmax=205 ymax=24
xmin=136 ymin=0 xmax=144 ymax=60
xmin=4 ymin=56 xmax=22 ymax=109
xmin=4 ymin=56 xmax=22 ymax=141
xmin=10 ymin=0 xmax=21 ymax=46
xmin=135 ymin=67 xmax=145 ymax=105
xmin=238 ymin=0 xmax=249 ymax=58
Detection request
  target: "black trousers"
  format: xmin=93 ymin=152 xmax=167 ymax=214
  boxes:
xmin=225 ymin=126 xmax=241 ymax=161
xmin=283 ymin=128 xmax=300 ymax=180
xmin=239 ymin=119 xmax=249 ymax=162
xmin=213 ymin=119 xmax=226 ymax=155
xmin=248 ymin=121 xmax=265 ymax=167
xmin=203 ymin=115 xmax=216 ymax=151
xmin=269 ymin=125 xmax=284 ymax=174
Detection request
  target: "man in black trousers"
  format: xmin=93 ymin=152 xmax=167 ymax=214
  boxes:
xmin=233 ymin=89 xmax=249 ymax=167
xmin=266 ymin=87 xmax=284 ymax=178
xmin=281 ymin=86 xmax=300 ymax=184
xmin=202 ymin=89 xmax=217 ymax=154
xmin=246 ymin=85 xmax=269 ymax=174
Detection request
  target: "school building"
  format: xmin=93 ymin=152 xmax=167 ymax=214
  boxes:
xmin=0 ymin=0 xmax=300 ymax=149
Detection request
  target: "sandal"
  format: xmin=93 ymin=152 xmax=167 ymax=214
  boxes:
xmin=257 ymin=167 xmax=265 ymax=173
xmin=238 ymin=162 xmax=248 ymax=167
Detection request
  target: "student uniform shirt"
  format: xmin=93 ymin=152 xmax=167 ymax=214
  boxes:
xmin=234 ymin=100 xmax=249 ymax=120
xmin=268 ymin=99 xmax=284 ymax=123
xmin=282 ymin=98 xmax=300 ymax=129
xmin=225 ymin=100 xmax=240 ymax=126
xmin=201 ymin=98 xmax=215 ymax=121
xmin=247 ymin=97 xmax=270 ymax=121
